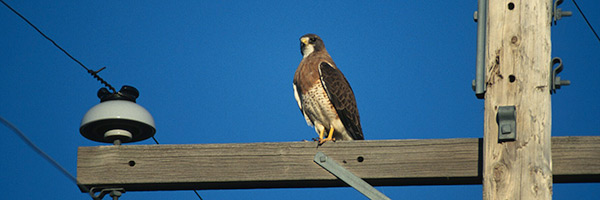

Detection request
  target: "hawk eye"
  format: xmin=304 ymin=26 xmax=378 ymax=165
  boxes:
xmin=309 ymin=38 xmax=316 ymax=43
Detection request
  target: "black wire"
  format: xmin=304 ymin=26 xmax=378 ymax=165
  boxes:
xmin=0 ymin=0 xmax=117 ymax=93
xmin=151 ymin=136 xmax=160 ymax=144
xmin=0 ymin=116 xmax=96 ymax=199
xmin=572 ymin=0 xmax=600 ymax=43
xmin=194 ymin=190 xmax=205 ymax=200
xmin=2 ymin=1 xmax=202 ymax=199
xmin=1 ymin=116 xmax=203 ymax=200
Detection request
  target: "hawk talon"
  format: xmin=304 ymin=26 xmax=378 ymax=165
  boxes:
xmin=318 ymin=137 xmax=335 ymax=144
xmin=318 ymin=127 xmax=336 ymax=144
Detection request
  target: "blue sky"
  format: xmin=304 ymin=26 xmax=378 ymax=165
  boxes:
xmin=1 ymin=1 xmax=598 ymax=199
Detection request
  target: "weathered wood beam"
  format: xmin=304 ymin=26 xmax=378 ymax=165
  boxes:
xmin=552 ymin=136 xmax=600 ymax=183
xmin=77 ymin=136 xmax=600 ymax=192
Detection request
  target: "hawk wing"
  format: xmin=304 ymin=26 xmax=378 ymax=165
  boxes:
xmin=293 ymin=81 xmax=312 ymax=126
xmin=318 ymin=62 xmax=364 ymax=140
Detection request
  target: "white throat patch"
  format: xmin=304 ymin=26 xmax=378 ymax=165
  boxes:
xmin=302 ymin=44 xmax=315 ymax=58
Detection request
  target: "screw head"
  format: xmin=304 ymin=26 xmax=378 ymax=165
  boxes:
xmin=319 ymin=156 xmax=327 ymax=163
xmin=501 ymin=124 xmax=512 ymax=134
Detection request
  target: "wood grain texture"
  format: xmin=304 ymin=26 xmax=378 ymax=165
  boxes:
xmin=552 ymin=136 xmax=600 ymax=183
xmin=78 ymin=138 xmax=481 ymax=191
xmin=77 ymin=137 xmax=600 ymax=192
xmin=483 ymin=0 xmax=553 ymax=199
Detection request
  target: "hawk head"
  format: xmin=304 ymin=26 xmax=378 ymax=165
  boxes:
xmin=300 ymin=33 xmax=325 ymax=58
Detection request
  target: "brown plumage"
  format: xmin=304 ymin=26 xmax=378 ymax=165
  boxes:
xmin=293 ymin=34 xmax=363 ymax=143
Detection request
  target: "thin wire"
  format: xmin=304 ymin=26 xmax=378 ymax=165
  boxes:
xmin=1 ymin=1 xmax=200 ymax=199
xmin=571 ymin=0 xmax=600 ymax=43
xmin=0 ymin=0 xmax=117 ymax=93
xmin=194 ymin=190 xmax=205 ymax=200
xmin=0 ymin=116 xmax=96 ymax=199
xmin=150 ymin=136 xmax=204 ymax=200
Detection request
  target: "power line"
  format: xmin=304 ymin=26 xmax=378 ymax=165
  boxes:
xmin=571 ymin=0 xmax=600 ymax=43
xmin=1 ymin=1 xmax=204 ymax=198
xmin=194 ymin=190 xmax=205 ymax=200
xmin=1 ymin=115 xmax=205 ymax=200
xmin=0 ymin=116 xmax=96 ymax=199
xmin=0 ymin=0 xmax=117 ymax=93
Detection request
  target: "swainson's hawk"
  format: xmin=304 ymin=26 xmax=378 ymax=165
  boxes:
xmin=293 ymin=34 xmax=363 ymax=144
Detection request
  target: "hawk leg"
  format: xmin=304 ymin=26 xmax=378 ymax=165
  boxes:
xmin=318 ymin=128 xmax=325 ymax=141
xmin=318 ymin=127 xmax=335 ymax=144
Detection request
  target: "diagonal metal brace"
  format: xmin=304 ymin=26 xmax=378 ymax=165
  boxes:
xmin=313 ymin=152 xmax=391 ymax=200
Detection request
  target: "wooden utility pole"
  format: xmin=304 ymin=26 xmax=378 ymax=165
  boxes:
xmin=483 ymin=0 xmax=553 ymax=199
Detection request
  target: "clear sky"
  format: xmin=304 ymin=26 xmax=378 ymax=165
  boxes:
xmin=1 ymin=1 xmax=599 ymax=199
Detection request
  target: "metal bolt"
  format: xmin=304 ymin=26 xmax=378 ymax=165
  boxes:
xmin=554 ymin=77 xmax=571 ymax=89
xmin=110 ymin=190 xmax=122 ymax=200
xmin=556 ymin=8 xmax=572 ymax=20
xmin=319 ymin=155 xmax=327 ymax=163
xmin=501 ymin=124 xmax=512 ymax=134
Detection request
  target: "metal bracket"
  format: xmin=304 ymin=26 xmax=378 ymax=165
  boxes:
xmin=89 ymin=188 xmax=125 ymax=200
xmin=552 ymin=0 xmax=572 ymax=25
xmin=497 ymin=106 xmax=516 ymax=142
xmin=550 ymin=57 xmax=571 ymax=94
xmin=313 ymin=152 xmax=390 ymax=200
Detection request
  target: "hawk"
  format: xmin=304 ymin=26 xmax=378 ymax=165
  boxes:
xmin=293 ymin=34 xmax=364 ymax=144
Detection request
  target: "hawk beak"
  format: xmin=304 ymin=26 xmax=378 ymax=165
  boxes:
xmin=300 ymin=37 xmax=309 ymax=45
